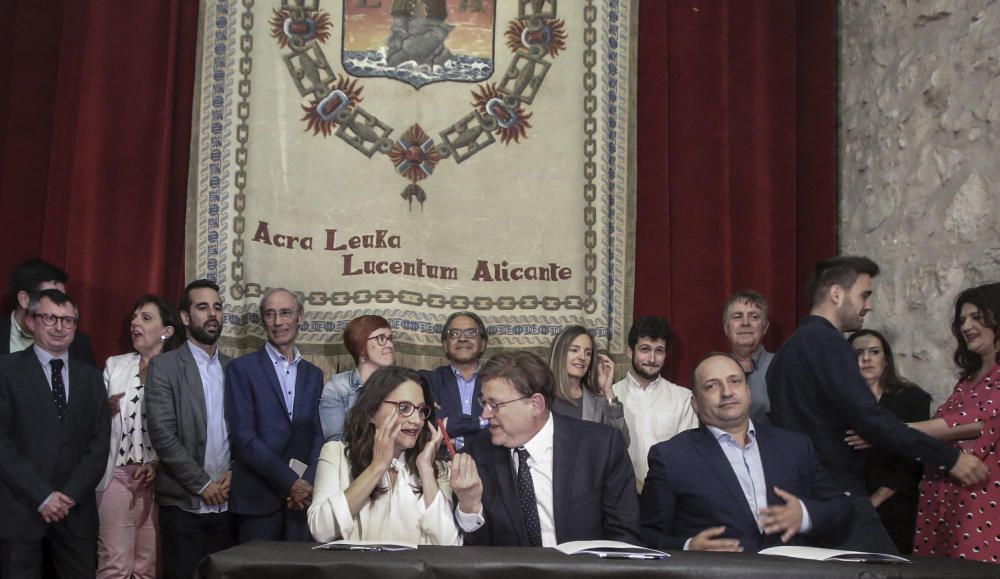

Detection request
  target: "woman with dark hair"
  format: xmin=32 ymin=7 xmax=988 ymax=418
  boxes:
xmin=97 ymin=295 xmax=185 ymax=578
xmin=547 ymin=325 xmax=628 ymax=444
xmin=319 ymin=315 xmax=396 ymax=441
xmin=913 ymin=283 xmax=1000 ymax=562
xmin=308 ymin=366 xmax=460 ymax=545
xmin=848 ymin=329 xmax=930 ymax=554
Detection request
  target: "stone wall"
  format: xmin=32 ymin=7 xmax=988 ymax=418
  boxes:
xmin=839 ymin=0 xmax=1000 ymax=404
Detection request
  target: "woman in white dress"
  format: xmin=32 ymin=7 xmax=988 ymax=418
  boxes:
xmin=309 ymin=366 xmax=461 ymax=545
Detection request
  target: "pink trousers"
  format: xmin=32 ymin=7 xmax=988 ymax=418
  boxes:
xmin=96 ymin=464 xmax=158 ymax=579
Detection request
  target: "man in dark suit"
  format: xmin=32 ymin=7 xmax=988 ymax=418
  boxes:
xmin=225 ymin=288 xmax=324 ymax=542
xmin=767 ymin=256 xmax=989 ymax=553
xmin=419 ymin=311 xmax=489 ymax=450
xmin=146 ymin=280 xmax=235 ymax=579
xmin=641 ymin=353 xmax=851 ymax=552
xmin=2 ymin=259 xmax=95 ymax=366
xmin=452 ymin=351 xmax=641 ymax=546
xmin=0 ymin=289 xmax=110 ymax=577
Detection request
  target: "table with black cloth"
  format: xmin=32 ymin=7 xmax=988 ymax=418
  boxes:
xmin=198 ymin=541 xmax=997 ymax=579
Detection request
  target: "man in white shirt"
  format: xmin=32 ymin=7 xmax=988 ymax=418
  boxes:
xmin=146 ymin=280 xmax=234 ymax=579
xmin=454 ymin=351 xmax=640 ymax=546
xmin=612 ymin=316 xmax=697 ymax=491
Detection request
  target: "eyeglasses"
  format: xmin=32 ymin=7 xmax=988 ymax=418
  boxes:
xmin=368 ymin=333 xmax=395 ymax=346
xmin=479 ymin=395 xmax=532 ymax=413
xmin=446 ymin=328 xmax=481 ymax=340
xmin=262 ymin=309 xmax=298 ymax=322
xmin=33 ymin=313 xmax=78 ymax=329
xmin=382 ymin=400 xmax=431 ymax=420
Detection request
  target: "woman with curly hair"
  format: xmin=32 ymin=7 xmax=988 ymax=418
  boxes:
xmin=308 ymin=366 xmax=460 ymax=545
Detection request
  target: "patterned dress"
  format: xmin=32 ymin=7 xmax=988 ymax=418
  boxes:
xmin=913 ymin=362 xmax=1000 ymax=563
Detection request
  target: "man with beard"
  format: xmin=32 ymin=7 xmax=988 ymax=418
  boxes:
xmin=225 ymin=288 xmax=324 ymax=542
xmin=420 ymin=312 xmax=490 ymax=450
xmin=612 ymin=316 xmax=697 ymax=492
xmin=146 ymin=280 xmax=235 ymax=579
xmin=723 ymin=290 xmax=773 ymax=424
xmin=767 ymin=256 xmax=988 ymax=553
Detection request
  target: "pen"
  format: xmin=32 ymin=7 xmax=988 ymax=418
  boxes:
xmin=439 ymin=419 xmax=457 ymax=458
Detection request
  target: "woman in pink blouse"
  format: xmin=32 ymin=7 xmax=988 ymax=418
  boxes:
xmin=913 ymin=283 xmax=1000 ymax=563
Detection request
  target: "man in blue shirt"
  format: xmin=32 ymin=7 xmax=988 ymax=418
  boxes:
xmin=767 ymin=255 xmax=988 ymax=553
xmin=641 ymin=353 xmax=850 ymax=552
xmin=420 ymin=312 xmax=490 ymax=449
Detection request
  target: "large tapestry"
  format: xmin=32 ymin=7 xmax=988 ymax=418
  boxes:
xmin=187 ymin=0 xmax=638 ymax=368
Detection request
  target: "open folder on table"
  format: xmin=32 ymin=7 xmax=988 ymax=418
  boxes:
xmin=759 ymin=546 xmax=910 ymax=563
xmin=313 ymin=539 xmax=417 ymax=552
xmin=554 ymin=540 xmax=668 ymax=560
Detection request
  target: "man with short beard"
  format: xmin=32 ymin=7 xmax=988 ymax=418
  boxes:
xmin=146 ymin=279 xmax=235 ymax=579
xmin=767 ymin=256 xmax=988 ymax=554
xmin=612 ymin=316 xmax=697 ymax=492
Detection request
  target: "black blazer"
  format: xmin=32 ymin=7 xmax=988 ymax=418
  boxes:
xmin=419 ymin=365 xmax=486 ymax=441
xmin=225 ymin=347 xmax=325 ymax=515
xmin=0 ymin=314 xmax=96 ymax=367
xmin=465 ymin=413 xmax=641 ymax=546
xmin=0 ymin=348 xmax=110 ymax=541
xmin=640 ymin=423 xmax=851 ymax=552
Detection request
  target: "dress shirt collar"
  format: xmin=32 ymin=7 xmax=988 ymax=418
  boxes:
xmin=451 ymin=363 xmax=480 ymax=382
xmin=187 ymin=339 xmax=219 ymax=365
xmin=33 ymin=343 xmax=68 ymax=370
xmin=12 ymin=312 xmax=30 ymax=339
xmin=706 ymin=419 xmax=757 ymax=448
xmin=517 ymin=412 xmax=554 ymax=464
xmin=264 ymin=341 xmax=301 ymax=366
xmin=623 ymin=369 xmax=667 ymax=391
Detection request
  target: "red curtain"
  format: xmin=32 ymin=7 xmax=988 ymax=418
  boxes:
xmin=635 ymin=0 xmax=836 ymax=381
xmin=0 ymin=0 xmax=835 ymax=380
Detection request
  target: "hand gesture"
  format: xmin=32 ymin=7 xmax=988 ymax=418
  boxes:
xmin=843 ymin=430 xmax=871 ymax=450
xmin=688 ymin=526 xmax=742 ymax=551
xmin=596 ymin=353 xmax=616 ymax=399
xmin=109 ymin=392 xmax=126 ymax=416
xmin=287 ymin=478 xmax=313 ymax=511
xmin=759 ymin=486 xmax=803 ymax=542
xmin=372 ymin=408 xmax=401 ymax=472
xmin=950 ymin=452 xmax=989 ymax=486
xmin=201 ymin=481 xmax=226 ymax=506
xmin=217 ymin=470 xmax=232 ymax=496
xmin=133 ymin=463 xmax=157 ymax=487
xmin=416 ymin=420 xmax=443 ymax=474
xmin=449 ymin=453 xmax=483 ymax=514
xmin=40 ymin=491 xmax=75 ymax=524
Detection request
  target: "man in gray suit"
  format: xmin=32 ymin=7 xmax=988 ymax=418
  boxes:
xmin=146 ymin=279 xmax=234 ymax=579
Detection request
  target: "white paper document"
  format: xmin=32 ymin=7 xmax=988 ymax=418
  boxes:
xmin=759 ymin=546 xmax=910 ymax=564
xmin=555 ymin=540 xmax=668 ymax=560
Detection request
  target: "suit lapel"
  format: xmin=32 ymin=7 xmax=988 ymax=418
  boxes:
xmin=489 ymin=444 xmax=528 ymax=545
xmin=257 ymin=348 xmax=289 ymax=419
xmin=179 ymin=345 xmax=209 ymax=438
xmin=472 ymin=374 xmax=484 ymax=416
xmin=441 ymin=367 xmax=463 ymax=414
xmin=756 ymin=426 xmax=782 ymax=506
xmin=18 ymin=349 xmax=59 ymax=426
xmin=691 ymin=427 xmax=759 ymax=527
xmin=551 ymin=415 xmax=574 ymax=542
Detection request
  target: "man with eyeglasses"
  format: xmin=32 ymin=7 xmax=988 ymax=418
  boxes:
xmin=453 ymin=351 xmax=641 ymax=546
xmin=723 ymin=290 xmax=773 ymax=424
xmin=224 ymin=288 xmax=324 ymax=542
xmin=419 ymin=312 xmax=490 ymax=450
xmin=145 ymin=279 xmax=235 ymax=579
xmin=2 ymin=258 xmax=96 ymax=366
xmin=0 ymin=289 xmax=110 ymax=577
xmin=611 ymin=316 xmax=697 ymax=492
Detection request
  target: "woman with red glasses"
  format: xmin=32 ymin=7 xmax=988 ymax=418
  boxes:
xmin=308 ymin=366 xmax=461 ymax=544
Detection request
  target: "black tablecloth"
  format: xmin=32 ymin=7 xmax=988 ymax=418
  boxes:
xmin=198 ymin=541 xmax=997 ymax=579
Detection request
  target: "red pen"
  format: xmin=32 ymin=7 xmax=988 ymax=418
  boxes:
xmin=438 ymin=418 xmax=457 ymax=458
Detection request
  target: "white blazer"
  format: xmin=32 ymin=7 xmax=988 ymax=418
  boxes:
xmin=98 ymin=352 xmax=157 ymax=491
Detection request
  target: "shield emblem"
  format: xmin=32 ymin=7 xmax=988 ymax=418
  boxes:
xmin=342 ymin=0 xmax=496 ymax=89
